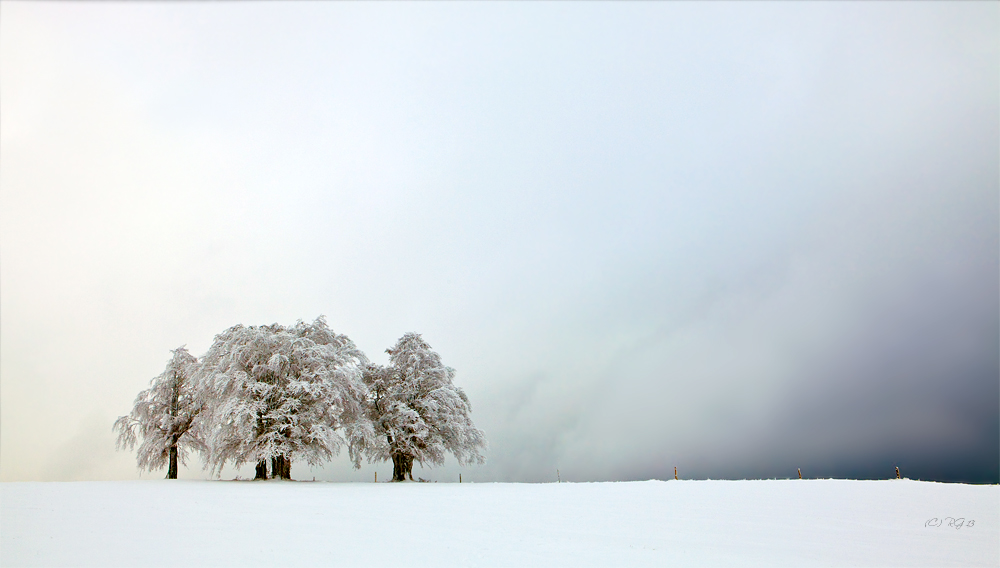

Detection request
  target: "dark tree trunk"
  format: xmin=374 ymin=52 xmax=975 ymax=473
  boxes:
xmin=391 ymin=453 xmax=414 ymax=481
xmin=391 ymin=454 xmax=405 ymax=481
xmin=167 ymin=444 xmax=178 ymax=479
xmin=270 ymin=455 xmax=291 ymax=479
xmin=255 ymin=459 xmax=268 ymax=480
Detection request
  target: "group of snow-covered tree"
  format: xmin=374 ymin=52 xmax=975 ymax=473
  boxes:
xmin=114 ymin=317 xmax=486 ymax=481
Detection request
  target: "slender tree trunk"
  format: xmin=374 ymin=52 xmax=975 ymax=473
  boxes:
xmin=167 ymin=444 xmax=178 ymax=479
xmin=405 ymin=455 xmax=414 ymax=481
xmin=255 ymin=459 xmax=268 ymax=480
xmin=282 ymin=455 xmax=291 ymax=480
xmin=254 ymin=408 xmax=270 ymax=480
xmin=168 ymin=379 xmax=180 ymax=480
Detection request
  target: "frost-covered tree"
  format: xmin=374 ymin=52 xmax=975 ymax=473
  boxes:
xmin=362 ymin=333 xmax=486 ymax=481
xmin=197 ymin=317 xmax=369 ymax=480
xmin=114 ymin=347 xmax=205 ymax=479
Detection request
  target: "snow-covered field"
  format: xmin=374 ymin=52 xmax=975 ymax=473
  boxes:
xmin=1 ymin=479 xmax=996 ymax=567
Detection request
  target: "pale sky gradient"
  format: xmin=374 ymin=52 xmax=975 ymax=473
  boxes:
xmin=1 ymin=1 xmax=997 ymax=483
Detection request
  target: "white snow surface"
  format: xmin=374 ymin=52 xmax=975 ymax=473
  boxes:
xmin=2 ymin=479 xmax=996 ymax=567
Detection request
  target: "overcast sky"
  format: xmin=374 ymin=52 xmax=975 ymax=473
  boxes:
xmin=1 ymin=1 xmax=996 ymax=484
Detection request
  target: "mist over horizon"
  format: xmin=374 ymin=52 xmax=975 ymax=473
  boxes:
xmin=1 ymin=2 xmax=997 ymax=485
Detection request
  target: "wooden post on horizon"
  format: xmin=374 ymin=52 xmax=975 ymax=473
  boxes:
xmin=375 ymin=471 xmax=377 ymax=483
xmin=674 ymin=466 xmax=678 ymax=480
xmin=896 ymin=466 xmax=901 ymax=479
xmin=798 ymin=468 xmax=802 ymax=479
xmin=557 ymin=469 xmax=561 ymax=483
xmin=460 ymin=473 xmax=462 ymax=483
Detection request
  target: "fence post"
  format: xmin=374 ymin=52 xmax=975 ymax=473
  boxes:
xmin=674 ymin=466 xmax=678 ymax=480
xmin=896 ymin=466 xmax=900 ymax=479
xmin=798 ymin=468 xmax=802 ymax=479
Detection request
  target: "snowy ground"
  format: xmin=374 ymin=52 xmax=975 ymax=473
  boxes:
xmin=1 ymin=479 xmax=996 ymax=567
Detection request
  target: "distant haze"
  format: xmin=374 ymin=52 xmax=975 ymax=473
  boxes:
xmin=1 ymin=2 xmax=996 ymax=483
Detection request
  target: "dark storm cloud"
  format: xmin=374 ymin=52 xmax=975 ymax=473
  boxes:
xmin=461 ymin=2 xmax=999 ymax=484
